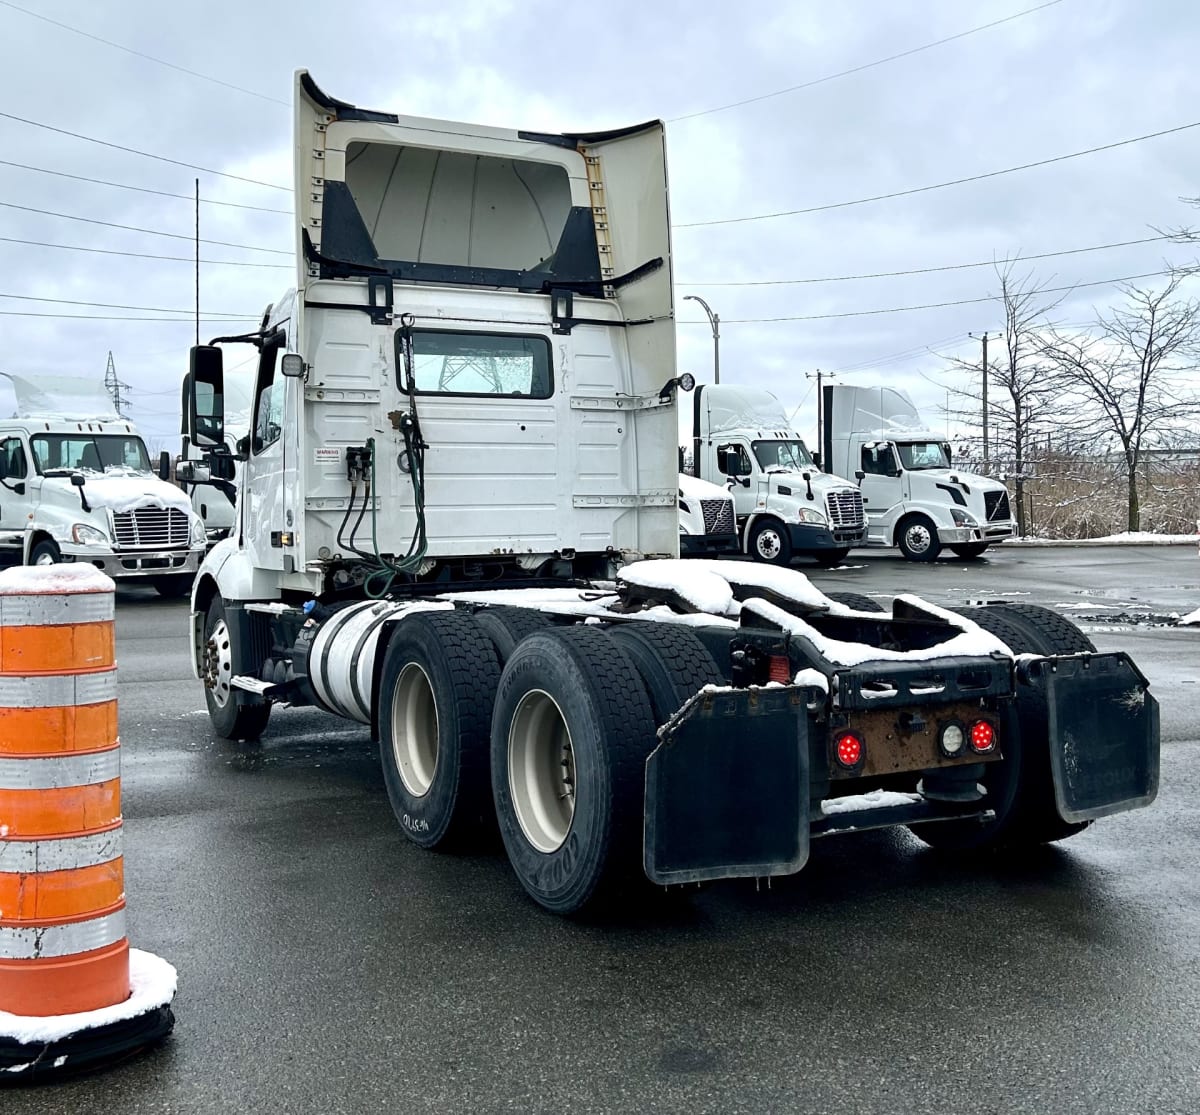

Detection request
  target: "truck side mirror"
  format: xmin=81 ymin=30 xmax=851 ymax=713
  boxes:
xmin=188 ymin=345 xmax=225 ymax=449
xmin=811 ymin=451 xmax=821 ymax=469
xmin=210 ymin=452 xmax=237 ymax=481
xmin=0 ymin=455 xmax=7 ymax=481
xmin=158 ymin=451 xmax=171 ymax=481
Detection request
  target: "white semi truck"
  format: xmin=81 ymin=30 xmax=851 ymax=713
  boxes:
xmin=688 ymin=384 xmax=867 ymax=566
xmin=183 ymin=73 xmax=1158 ymax=916
xmin=0 ymin=374 xmax=206 ymax=595
xmin=677 ymin=471 xmax=738 ymax=556
xmin=822 ymin=385 xmax=1018 ymax=561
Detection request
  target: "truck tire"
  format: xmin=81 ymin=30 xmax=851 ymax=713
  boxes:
xmin=605 ymin=622 xmax=725 ymax=724
xmin=378 ymin=610 xmax=501 ymax=850
xmin=824 ymin=592 xmax=886 ymax=613
xmin=950 ymin=543 xmax=989 ymax=559
xmin=748 ymin=517 xmax=793 ymax=566
xmin=896 ymin=515 xmax=941 ymax=562
xmin=203 ymin=596 xmax=271 ymax=742
xmin=473 ymin=605 xmax=551 ymax=662
xmin=152 ymin=574 xmax=193 ymax=599
xmin=909 ymin=604 xmax=1090 ymax=852
xmin=491 ymin=626 xmax=657 ymax=915
xmin=29 ymin=538 xmax=61 ymax=566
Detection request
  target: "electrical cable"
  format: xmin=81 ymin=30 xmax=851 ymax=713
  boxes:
xmin=0 ymin=235 xmax=291 ymax=268
xmin=676 ymin=120 xmax=1200 ymax=228
xmin=0 ymin=110 xmax=291 ymax=191
xmin=0 ymin=159 xmax=292 ymax=214
xmin=0 ymin=292 xmax=251 ymax=317
xmin=0 ymin=201 xmax=291 ymax=253
xmin=0 ymin=310 xmax=256 ymax=321
xmin=0 ymin=0 xmax=289 ymax=106
xmin=667 ymin=0 xmax=1065 ymax=122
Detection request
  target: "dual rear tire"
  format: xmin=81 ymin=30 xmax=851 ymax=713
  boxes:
xmin=378 ymin=611 xmax=721 ymax=914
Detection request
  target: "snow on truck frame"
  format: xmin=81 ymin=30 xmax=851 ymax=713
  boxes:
xmin=183 ymin=73 xmax=1159 ymax=916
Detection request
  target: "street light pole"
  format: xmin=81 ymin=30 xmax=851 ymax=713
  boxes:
xmin=684 ymin=294 xmax=720 ymax=384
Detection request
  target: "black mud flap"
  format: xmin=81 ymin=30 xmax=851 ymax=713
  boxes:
xmin=1032 ymin=652 xmax=1160 ymax=823
xmin=644 ymin=687 xmax=809 ymax=885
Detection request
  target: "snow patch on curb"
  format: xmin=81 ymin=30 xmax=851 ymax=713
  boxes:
xmin=0 ymin=564 xmax=115 ymax=595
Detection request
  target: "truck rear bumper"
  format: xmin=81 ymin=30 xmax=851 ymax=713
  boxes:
xmin=60 ymin=546 xmax=205 ymax=580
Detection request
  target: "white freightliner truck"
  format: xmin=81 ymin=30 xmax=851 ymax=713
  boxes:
xmin=0 ymin=374 xmax=206 ymax=595
xmin=184 ymin=73 xmax=1158 ymax=916
xmin=687 ymin=384 xmax=867 ymax=566
xmin=822 ymin=385 xmax=1018 ymax=562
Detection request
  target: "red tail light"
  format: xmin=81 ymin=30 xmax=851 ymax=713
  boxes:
xmin=968 ymin=720 xmax=996 ymax=753
xmin=768 ymin=655 xmax=791 ymax=684
xmin=834 ymin=732 xmax=864 ymax=768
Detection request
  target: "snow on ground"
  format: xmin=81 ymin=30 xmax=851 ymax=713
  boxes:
xmin=1180 ymin=608 xmax=1200 ymax=626
xmin=0 ymin=949 xmax=175 ymax=1045
xmin=1011 ymin=532 xmax=1198 ymax=545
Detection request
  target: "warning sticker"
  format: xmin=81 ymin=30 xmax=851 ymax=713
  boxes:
xmin=314 ymin=447 xmax=341 ymax=465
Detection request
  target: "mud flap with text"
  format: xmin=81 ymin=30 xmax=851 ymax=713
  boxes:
xmin=644 ymin=687 xmax=810 ymax=885
xmin=1035 ymin=652 xmax=1160 ymax=823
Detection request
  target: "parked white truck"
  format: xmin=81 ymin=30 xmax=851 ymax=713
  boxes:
xmin=687 ymin=384 xmax=867 ymax=566
xmin=677 ymin=471 xmax=738 ymax=556
xmin=0 ymin=374 xmax=206 ymax=595
xmin=183 ymin=73 xmax=1157 ymax=916
xmin=822 ymin=385 xmax=1017 ymax=561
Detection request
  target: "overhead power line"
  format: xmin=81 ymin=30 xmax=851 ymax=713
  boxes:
xmin=0 ymin=159 xmax=292 ymax=214
xmin=0 ymin=110 xmax=291 ymax=192
xmin=0 ymin=310 xmax=256 ymax=322
xmin=683 ymin=269 xmax=1180 ymax=324
xmin=0 ymin=201 xmax=290 ymax=254
xmin=0 ymin=0 xmax=288 ymax=107
xmin=0 ymin=235 xmax=291 ymax=268
xmin=0 ymin=292 xmax=250 ymax=317
xmin=676 ymin=120 xmax=1200 ymax=229
xmin=678 ymin=235 xmax=1174 ymax=286
xmin=668 ymin=0 xmax=1065 ymax=123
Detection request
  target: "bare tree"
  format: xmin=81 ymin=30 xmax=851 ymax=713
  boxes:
xmin=937 ymin=266 xmax=1075 ymax=535
xmin=1043 ymin=276 xmax=1200 ymax=531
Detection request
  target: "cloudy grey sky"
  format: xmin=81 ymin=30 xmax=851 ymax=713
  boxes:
xmin=1 ymin=0 xmax=1197 ymax=450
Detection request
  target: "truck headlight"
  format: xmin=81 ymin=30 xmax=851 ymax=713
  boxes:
xmin=190 ymin=517 xmax=207 ymax=545
xmin=71 ymin=523 xmax=109 ymax=546
xmin=950 ymin=507 xmax=978 ymax=527
xmin=797 ymin=507 xmax=827 ymax=525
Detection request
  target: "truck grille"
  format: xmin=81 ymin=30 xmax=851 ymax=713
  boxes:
xmin=112 ymin=507 xmax=190 ymax=549
xmin=984 ymin=490 xmax=1012 ymax=522
xmin=826 ymin=488 xmax=865 ymax=529
xmin=701 ymin=498 xmax=735 ymax=535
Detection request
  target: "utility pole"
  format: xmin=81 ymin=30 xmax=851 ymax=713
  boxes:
xmin=195 ymin=178 xmax=200 ymax=347
xmin=683 ymin=295 xmax=720 ymax=384
xmin=969 ymin=331 xmax=1001 ymax=473
xmin=806 ymin=369 xmax=834 ymax=468
xmin=103 ymin=351 xmax=131 ymax=417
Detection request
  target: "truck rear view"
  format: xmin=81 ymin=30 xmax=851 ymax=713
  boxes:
xmin=183 ymin=75 xmax=1158 ymax=917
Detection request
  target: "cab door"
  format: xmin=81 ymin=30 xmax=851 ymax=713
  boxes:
xmin=242 ymin=334 xmax=291 ymax=571
xmin=0 ymin=436 xmax=30 ymax=536
xmin=858 ymin=442 xmax=903 ymax=525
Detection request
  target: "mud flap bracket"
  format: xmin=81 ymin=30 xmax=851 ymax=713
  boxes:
xmin=644 ymin=687 xmax=810 ymax=885
xmin=1032 ymin=652 xmax=1160 ymax=823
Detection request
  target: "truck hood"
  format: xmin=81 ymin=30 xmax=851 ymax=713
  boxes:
xmin=42 ymin=469 xmax=193 ymax=514
xmin=908 ymin=468 xmax=1007 ymax=494
xmin=764 ymin=469 xmax=856 ymax=496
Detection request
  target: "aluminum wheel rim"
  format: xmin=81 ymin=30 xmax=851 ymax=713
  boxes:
xmin=905 ymin=523 xmax=933 ymax=554
xmin=755 ymin=528 xmax=782 ymax=560
xmin=508 ymin=689 xmax=576 ymax=854
xmin=34 ymin=550 xmax=56 ymax=566
xmin=392 ymin=662 xmax=439 ymax=797
xmin=205 ymin=618 xmax=233 ymax=709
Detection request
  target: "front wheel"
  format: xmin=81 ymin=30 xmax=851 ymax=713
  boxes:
xmin=748 ymin=518 xmax=793 ymax=566
xmin=896 ymin=515 xmax=942 ymax=562
xmin=29 ymin=538 xmax=61 ymax=566
xmin=202 ymin=596 xmax=271 ymax=741
xmin=950 ymin=543 xmax=989 ymax=559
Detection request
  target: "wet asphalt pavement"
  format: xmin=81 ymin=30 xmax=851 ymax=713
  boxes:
xmin=8 ymin=544 xmax=1200 ymax=1114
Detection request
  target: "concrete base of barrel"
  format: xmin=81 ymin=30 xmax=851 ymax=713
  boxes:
xmin=0 ymin=949 xmax=176 ymax=1083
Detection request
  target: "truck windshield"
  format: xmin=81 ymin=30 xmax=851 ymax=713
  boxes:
xmin=896 ymin=442 xmax=950 ymax=470
xmin=31 ymin=434 xmax=152 ymax=474
xmin=752 ymin=440 xmax=813 ymax=472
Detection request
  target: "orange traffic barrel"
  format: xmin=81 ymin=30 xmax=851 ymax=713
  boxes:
xmin=0 ymin=565 xmax=174 ymax=1082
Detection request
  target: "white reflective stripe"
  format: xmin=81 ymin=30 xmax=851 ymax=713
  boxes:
xmin=0 ymin=829 xmax=122 ymax=873
xmin=0 ymin=908 xmax=126 ymax=959
xmin=0 ymin=670 xmax=117 ymax=709
xmin=0 ymin=593 xmax=114 ymax=627
xmin=0 ymin=748 xmax=120 ymax=790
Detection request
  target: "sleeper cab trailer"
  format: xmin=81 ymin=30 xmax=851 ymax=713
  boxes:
xmin=184 ymin=74 xmax=1159 ymax=916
